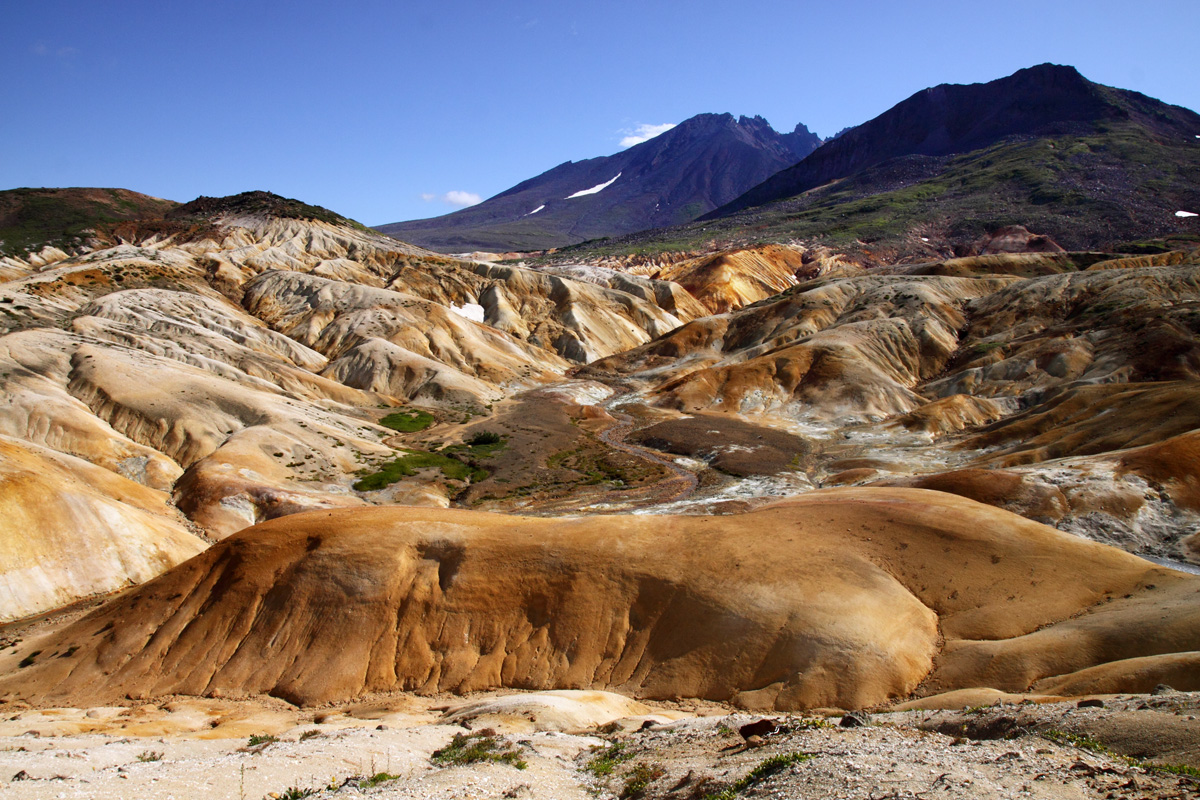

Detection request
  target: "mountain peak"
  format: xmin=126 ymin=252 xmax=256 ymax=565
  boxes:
xmin=377 ymin=111 xmax=822 ymax=252
xmin=704 ymin=63 xmax=1200 ymax=220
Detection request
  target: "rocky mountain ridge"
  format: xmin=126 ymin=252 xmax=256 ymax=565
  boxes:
xmin=377 ymin=113 xmax=821 ymax=252
xmin=704 ymin=63 xmax=1200 ymax=219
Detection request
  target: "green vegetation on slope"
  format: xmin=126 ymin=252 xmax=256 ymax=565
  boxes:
xmin=0 ymin=188 xmax=178 ymax=256
xmin=553 ymin=123 xmax=1200 ymax=259
xmin=169 ymin=190 xmax=371 ymax=231
xmin=353 ymin=435 xmax=507 ymax=491
xmin=378 ymin=408 xmax=435 ymax=432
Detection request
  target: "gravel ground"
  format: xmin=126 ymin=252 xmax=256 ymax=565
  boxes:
xmin=1 ymin=693 xmax=1197 ymax=799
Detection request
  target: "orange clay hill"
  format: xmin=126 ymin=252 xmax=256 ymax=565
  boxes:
xmin=3 ymin=487 xmax=1196 ymax=711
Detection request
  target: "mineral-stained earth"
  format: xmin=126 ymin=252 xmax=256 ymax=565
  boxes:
xmin=1 ymin=191 xmax=1197 ymax=798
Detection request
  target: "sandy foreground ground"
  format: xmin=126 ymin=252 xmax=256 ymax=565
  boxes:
xmin=1 ymin=690 xmax=1197 ymax=800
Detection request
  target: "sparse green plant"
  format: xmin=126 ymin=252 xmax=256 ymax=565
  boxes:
xmin=620 ymin=762 xmax=665 ymax=798
xmin=246 ymin=733 xmax=278 ymax=747
xmin=791 ymin=717 xmax=834 ymax=730
xmin=1043 ymin=729 xmax=1108 ymax=755
xmin=274 ymin=787 xmax=315 ymax=800
xmin=136 ymin=750 xmax=163 ymax=762
xmin=17 ymin=650 xmax=40 ymax=668
xmin=298 ymin=729 xmax=323 ymax=742
xmin=431 ymin=732 xmax=527 ymax=769
xmin=704 ymin=752 xmax=812 ymax=800
xmin=1148 ymin=762 xmax=1200 ymax=780
xmin=585 ymin=741 xmax=631 ymax=776
xmin=357 ymin=772 xmax=401 ymax=787
xmin=1044 ymin=729 xmax=1200 ymax=781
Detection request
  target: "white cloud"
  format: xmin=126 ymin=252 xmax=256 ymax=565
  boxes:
xmin=31 ymin=42 xmax=76 ymax=58
xmin=619 ymin=123 xmax=676 ymax=148
xmin=421 ymin=191 xmax=482 ymax=207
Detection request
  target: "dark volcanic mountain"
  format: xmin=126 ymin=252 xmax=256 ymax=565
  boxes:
xmin=377 ymin=113 xmax=821 ymax=252
xmin=703 ymin=64 xmax=1200 ymax=221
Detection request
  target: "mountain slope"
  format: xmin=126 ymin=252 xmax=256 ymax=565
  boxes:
xmin=377 ymin=114 xmax=820 ymax=252
xmin=0 ymin=187 xmax=178 ymax=257
xmin=704 ymin=64 xmax=1200 ymax=220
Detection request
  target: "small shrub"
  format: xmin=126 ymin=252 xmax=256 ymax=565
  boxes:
xmin=298 ymin=729 xmax=323 ymax=742
xmin=247 ymin=733 xmax=279 ymax=747
xmin=431 ymin=732 xmax=527 ymax=769
xmin=137 ymin=750 xmax=163 ymax=762
xmin=276 ymin=788 xmax=315 ymax=800
xmin=585 ymin=741 xmax=631 ymax=776
xmin=17 ymin=650 xmax=40 ymax=668
xmin=466 ymin=430 xmax=502 ymax=446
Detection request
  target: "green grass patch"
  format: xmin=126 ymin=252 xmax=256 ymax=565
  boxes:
xmin=354 ymin=450 xmax=473 ymax=489
xmin=431 ymin=732 xmax=527 ymax=769
xmin=354 ymin=434 xmax=507 ymax=491
xmin=246 ymin=733 xmax=278 ymax=747
xmin=379 ymin=409 xmax=435 ymax=432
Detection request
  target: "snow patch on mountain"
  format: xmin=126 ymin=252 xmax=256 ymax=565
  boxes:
xmin=450 ymin=302 xmax=486 ymax=323
xmin=566 ymin=173 xmax=621 ymax=199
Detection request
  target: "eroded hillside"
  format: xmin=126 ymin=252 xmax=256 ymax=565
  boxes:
xmin=2 ymin=191 xmax=1199 ymax=723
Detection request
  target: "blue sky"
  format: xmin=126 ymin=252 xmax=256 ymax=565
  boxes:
xmin=4 ymin=0 xmax=1198 ymax=226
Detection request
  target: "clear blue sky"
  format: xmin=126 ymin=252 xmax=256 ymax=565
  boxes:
xmin=4 ymin=0 xmax=1197 ymax=226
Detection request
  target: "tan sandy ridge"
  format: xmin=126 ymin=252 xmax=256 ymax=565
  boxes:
xmin=2 ymin=488 xmax=1195 ymax=712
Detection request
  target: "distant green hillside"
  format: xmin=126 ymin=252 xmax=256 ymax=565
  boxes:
xmin=170 ymin=190 xmax=369 ymax=230
xmin=0 ymin=188 xmax=178 ymax=256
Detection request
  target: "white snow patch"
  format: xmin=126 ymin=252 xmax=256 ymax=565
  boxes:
xmin=449 ymin=302 xmax=486 ymax=323
xmin=1176 ymin=210 xmax=1198 ymax=218
xmin=566 ymin=173 xmax=621 ymax=199
xmin=526 ymin=205 xmax=545 ymax=216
